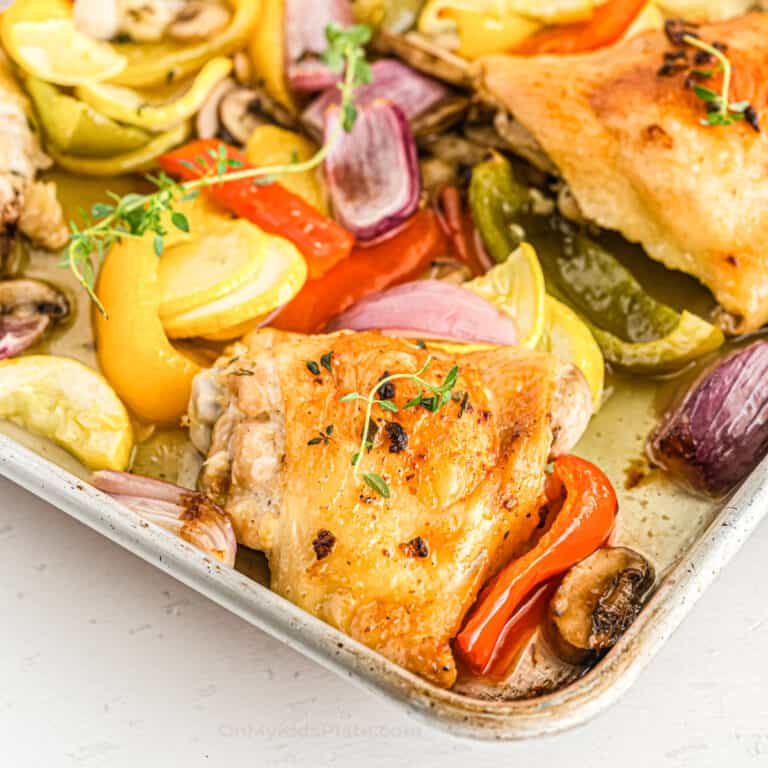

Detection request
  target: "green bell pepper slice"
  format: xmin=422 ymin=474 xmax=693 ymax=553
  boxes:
xmin=541 ymin=230 xmax=724 ymax=373
xmin=469 ymin=152 xmax=528 ymax=264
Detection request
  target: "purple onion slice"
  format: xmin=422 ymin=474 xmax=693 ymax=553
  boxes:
xmin=92 ymin=471 xmax=237 ymax=567
xmin=288 ymin=59 xmax=339 ymax=93
xmin=327 ymin=279 xmax=519 ymax=346
xmin=0 ymin=315 xmax=49 ymax=360
xmin=285 ymin=0 xmax=352 ymax=93
xmin=324 ymin=99 xmax=421 ymax=242
xmin=302 ymin=58 xmax=450 ymax=137
xmin=648 ymin=341 xmax=768 ymax=496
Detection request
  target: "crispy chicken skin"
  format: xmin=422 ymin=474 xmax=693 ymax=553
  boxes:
xmin=190 ymin=329 xmax=591 ymax=687
xmin=479 ymin=14 xmax=768 ymax=333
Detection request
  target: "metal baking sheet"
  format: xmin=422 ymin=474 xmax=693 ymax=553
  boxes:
xmin=2 ymin=424 xmax=766 ymax=741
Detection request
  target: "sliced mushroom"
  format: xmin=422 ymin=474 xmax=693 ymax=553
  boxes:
xmin=168 ymin=1 xmax=231 ymax=41
xmin=411 ymin=95 xmax=471 ymax=138
xmin=556 ymin=183 xmax=586 ymax=224
xmin=0 ymin=235 xmax=13 ymax=276
xmin=73 ymin=0 xmax=121 ymax=41
xmin=0 ymin=278 xmax=69 ymax=359
xmin=549 ymin=364 xmax=592 ymax=458
xmin=0 ymin=177 xmax=21 ymax=237
xmin=494 ymin=112 xmax=556 ymax=174
xmin=420 ymin=156 xmax=462 ymax=200
xmin=418 ymin=133 xmax=489 ymax=198
xmin=219 ymin=87 xmax=298 ymax=146
xmin=418 ymin=133 xmax=490 ymax=167
xmin=196 ymin=77 xmax=237 ymax=140
xmin=232 ymin=51 xmax=253 ymax=86
xmin=423 ymin=258 xmax=472 ymax=285
xmin=547 ymin=547 xmax=655 ymax=664
xmin=119 ymin=0 xmax=186 ymax=42
xmin=0 ymin=279 xmax=69 ymax=319
xmin=461 ymin=110 xmax=557 ymax=176
xmin=374 ymin=30 xmax=473 ymax=88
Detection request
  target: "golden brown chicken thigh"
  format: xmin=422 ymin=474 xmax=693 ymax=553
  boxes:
xmin=479 ymin=14 xmax=768 ymax=333
xmin=189 ymin=329 xmax=591 ymax=687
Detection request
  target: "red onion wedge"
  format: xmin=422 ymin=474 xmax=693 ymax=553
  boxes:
xmin=285 ymin=0 xmax=352 ymax=93
xmin=0 ymin=315 xmax=49 ymax=359
xmin=302 ymin=58 xmax=450 ymax=137
xmin=288 ymin=60 xmax=339 ymax=93
xmin=324 ymin=99 xmax=420 ymax=242
xmin=327 ymin=279 xmax=519 ymax=346
xmin=92 ymin=471 xmax=237 ymax=567
xmin=648 ymin=341 xmax=768 ymax=496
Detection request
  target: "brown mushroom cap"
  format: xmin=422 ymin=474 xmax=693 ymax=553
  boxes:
xmin=0 ymin=278 xmax=69 ymax=358
xmin=547 ymin=546 xmax=655 ymax=665
xmin=0 ymin=278 xmax=69 ymax=320
xmin=374 ymin=30 xmax=473 ymax=88
xmin=218 ymin=87 xmax=299 ymax=146
xmin=168 ymin=1 xmax=231 ymax=41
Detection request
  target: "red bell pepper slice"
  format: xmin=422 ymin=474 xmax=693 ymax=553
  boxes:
xmin=273 ymin=208 xmax=448 ymax=334
xmin=455 ymin=455 xmax=617 ymax=674
xmin=159 ymin=139 xmax=354 ymax=279
xmin=514 ymin=0 xmax=647 ymax=55
xmin=436 ymin=186 xmax=490 ymax=277
xmin=482 ymin=580 xmax=559 ymax=680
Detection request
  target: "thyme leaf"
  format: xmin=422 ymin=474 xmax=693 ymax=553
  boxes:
xmin=683 ymin=34 xmax=754 ymax=128
xmin=363 ymin=473 xmax=390 ymax=499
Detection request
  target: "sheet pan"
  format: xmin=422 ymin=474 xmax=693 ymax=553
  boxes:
xmin=3 ymin=428 xmax=766 ymax=741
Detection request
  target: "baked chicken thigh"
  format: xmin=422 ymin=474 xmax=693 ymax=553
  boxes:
xmin=189 ymin=329 xmax=591 ymax=687
xmin=479 ymin=14 xmax=768 ymax=333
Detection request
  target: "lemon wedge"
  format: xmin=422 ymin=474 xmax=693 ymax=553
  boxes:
xmin=25 ymin=76 xmax=151 ymax=157
xmin=162 ymin=234 xmax=307 ymax=339
xmin=75 ymin=57 xmax=232 ymax=132
xmin=1 ymin=0 xmax=126 ymax=86
xmin=464 ymin=243 xmax=546 ymax=349
xmin=0 ymin=356 xmax=133 ymax=470
xmin=539 ymin=296 xmax=605 ymax=410
xmin=158 ymin=220 xmax=268 ymax=320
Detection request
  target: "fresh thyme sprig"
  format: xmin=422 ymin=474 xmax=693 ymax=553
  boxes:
xmin=340 ymin=357 xmax=460 ymax=498
xmin=64 ymin=23 xmax=372 ymax=316
xmin=683 ymin=34 xmax=750 ymax=128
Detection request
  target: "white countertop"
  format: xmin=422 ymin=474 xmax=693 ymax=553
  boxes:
xmin=2 ymin=475 xmax=767 ymax=767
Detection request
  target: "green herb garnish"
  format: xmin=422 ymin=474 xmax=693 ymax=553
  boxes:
xmin=340 ymin=357 xmax=460 ymax=497
xmin=683 ymin=35 xmax=750 ymax=128
xmin=307 ymin=424 xmax=334 ymax=447
xmin=363 ymin=473 xmax=390 ymax=499
xmin=64 ymin=24 xmax=372 ymax=315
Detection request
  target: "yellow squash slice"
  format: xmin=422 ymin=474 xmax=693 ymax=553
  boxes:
xmin=48 ymin=121 xmax=191 ymax=177
xmin=158 ymin=220 xmax=268 ymax=320
xmin=1 ymin=0 xmax=126 ymax=86
xmin=75 ymin=57 xmax=232 ymax=132
xmin=162 ymin=234 xmax=307 ymax=339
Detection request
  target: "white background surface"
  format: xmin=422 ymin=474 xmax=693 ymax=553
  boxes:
xmin=2 ymin=475 xmax=767 ymax=767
